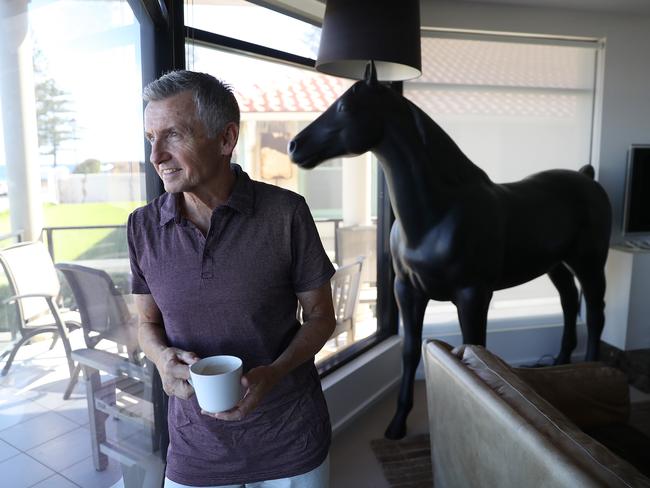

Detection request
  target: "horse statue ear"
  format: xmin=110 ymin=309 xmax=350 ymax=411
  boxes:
xmin=364 ymin=60 xmax=378 ymax=85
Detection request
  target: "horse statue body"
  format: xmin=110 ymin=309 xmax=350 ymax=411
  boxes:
xmin=288 ymin=64 xmax=612 ymax=440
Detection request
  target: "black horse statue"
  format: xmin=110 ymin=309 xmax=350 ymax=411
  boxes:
xmin=288 ymin=63 xmax=612 ymax=440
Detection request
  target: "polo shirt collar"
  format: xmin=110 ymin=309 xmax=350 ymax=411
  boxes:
xmin=158 ymin=163 xmax=254 ymax=226
xmin=226 ymin=164 xmax=255 ymax=217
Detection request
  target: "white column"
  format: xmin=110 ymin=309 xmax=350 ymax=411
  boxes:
xmin=342 ymin=152 xmax=372 ymax=226
xmin=0 ymin=0 xmax=43 ymax=241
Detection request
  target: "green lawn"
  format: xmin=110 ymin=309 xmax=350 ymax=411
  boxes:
xmin=0 ymin=201 xmax=145 ymax=261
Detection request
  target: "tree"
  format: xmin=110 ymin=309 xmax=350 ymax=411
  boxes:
xmin=33 ymin=49 xmax=77 ymax=167
xmin=73 ymin=158 xmax=101 ymax=174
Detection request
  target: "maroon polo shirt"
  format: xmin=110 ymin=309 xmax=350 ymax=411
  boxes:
xmin=127 ymin=164 xmax=334 ymax=486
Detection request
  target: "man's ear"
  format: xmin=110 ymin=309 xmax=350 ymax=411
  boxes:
xmin=220 ymin=122 xmax=239 ymax=156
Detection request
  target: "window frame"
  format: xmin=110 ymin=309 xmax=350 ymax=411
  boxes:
xmin=148 ymin=2 xmax=399 ymax=378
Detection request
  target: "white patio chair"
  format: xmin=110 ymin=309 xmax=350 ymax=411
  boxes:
xmin=295 ymin=257 xmax=364 ymax=346
xmin=330 ymin=256 xmax=364 ymax=345
xmin=0 ymin=241 xmax=80 ymax=387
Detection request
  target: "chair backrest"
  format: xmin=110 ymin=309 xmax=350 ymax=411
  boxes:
xmin=56 ymin=263 xmax=136 ymax=350
xmin=0 ymin=241 xmax=61 ymax=324
xmin=331 ymin=257 xmax=364 ymax=325
xmin=336 ymin=225 xmax=376 ymax=285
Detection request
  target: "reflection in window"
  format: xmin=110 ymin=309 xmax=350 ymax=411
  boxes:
xmin=188 ymin=44 xmax=379 ymax=362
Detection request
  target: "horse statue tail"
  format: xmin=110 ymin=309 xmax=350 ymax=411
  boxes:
xmin=579 ymin=164 xmax=595 ymax=179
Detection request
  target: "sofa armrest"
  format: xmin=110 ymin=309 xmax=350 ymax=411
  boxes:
xmin=513 ymin=363 xmax=630 ymax=429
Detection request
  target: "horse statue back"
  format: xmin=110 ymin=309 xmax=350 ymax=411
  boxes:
xmin=289 ymin=63 xmax=612 ymax=440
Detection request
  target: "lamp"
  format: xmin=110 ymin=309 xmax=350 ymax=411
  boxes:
xmin=316 ymin=0 xmax=421 ymax=81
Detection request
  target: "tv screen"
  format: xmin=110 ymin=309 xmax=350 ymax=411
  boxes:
xmin=623 ymin=145 xmax=650 ymax=234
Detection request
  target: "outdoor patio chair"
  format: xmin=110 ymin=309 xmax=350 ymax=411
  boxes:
xmin=295 ymin=257 xmax=364 ymax=346
xmin=0 ymin=241 xmax=80 ymax=381
xmin=56 ymin=262 xmax=140 ymax=399
xmin=330 ymin=256 xmax=364 ymax=345
xmin=56 ymin=262 xmax=163 ymax=476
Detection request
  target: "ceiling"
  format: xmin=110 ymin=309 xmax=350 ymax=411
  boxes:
xmin=262 ymin=0 xmax=650 ymax=26
xmin=291 ymin=0 xmax=650 ymax=17
xmin=443 ymin=0 xmax=650 ymax=15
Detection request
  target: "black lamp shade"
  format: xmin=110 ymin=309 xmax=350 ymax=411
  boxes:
xmin=316 ymin=0 xmax=421 ymax=81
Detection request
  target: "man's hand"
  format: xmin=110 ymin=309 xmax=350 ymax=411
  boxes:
xmin=156 ymin=347 xmax=200 ymax=400
xmin=201 ymin=364 xmax=281 ymax=421
xmin=201 ymin=281 xmax=335 ymax=421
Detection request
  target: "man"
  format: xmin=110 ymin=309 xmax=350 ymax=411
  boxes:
xmin=127 ymin=70 xmax=336 ymax=487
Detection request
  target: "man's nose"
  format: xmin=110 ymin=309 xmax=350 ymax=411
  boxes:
xmin=149 ymin=140 xmax=169 ymax=165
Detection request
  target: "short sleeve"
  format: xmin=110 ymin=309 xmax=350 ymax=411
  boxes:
xmin=127 ymin=212 xmax=151 ymax=295
xmin=291 ymin=197 xmax=336 ymax=293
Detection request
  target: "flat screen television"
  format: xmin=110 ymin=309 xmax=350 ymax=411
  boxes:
xmin=623 ymin=145 xmax=650 ymax=235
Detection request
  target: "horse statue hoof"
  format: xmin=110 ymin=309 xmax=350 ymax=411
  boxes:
xmin=385 ymin=417 xmax=407 ymax=440
xmin=554 ymin=353 xmax=572 ymax=365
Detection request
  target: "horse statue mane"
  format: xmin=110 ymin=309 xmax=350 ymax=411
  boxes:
xmin=404 ymin=98 xmax=491 ymax=186
xmin=289 ymin=61 xmax=612 ymax=440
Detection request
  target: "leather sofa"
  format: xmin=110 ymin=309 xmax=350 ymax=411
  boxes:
xmin=422 ymin=339 xmax=650 ymax=487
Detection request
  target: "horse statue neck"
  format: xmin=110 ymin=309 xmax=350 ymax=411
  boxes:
xmin=373 ymin=91 xmax=492 ymax=244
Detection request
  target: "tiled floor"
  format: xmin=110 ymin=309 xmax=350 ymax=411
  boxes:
xmin=0 ymin=298 xmax=379 ymax=488
xmin=0 ymin=332 xmax=133 ymax=488
xmin=5 ymin=329 xmax=650 ymax=488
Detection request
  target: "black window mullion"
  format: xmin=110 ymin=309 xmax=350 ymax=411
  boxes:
xmin=185 ymin=26 xmax=316 ymax=70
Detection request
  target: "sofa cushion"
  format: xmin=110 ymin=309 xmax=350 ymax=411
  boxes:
xmin=423 ymin=340 xmax=650 ymax=488
xmin=514 ymin=362 xmax=630 ymax=429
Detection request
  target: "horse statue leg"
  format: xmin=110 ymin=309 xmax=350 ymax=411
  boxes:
xmin=548 ymin=264 xmax=580 ymax=364
xmin=385 ymin=278 xmax=428 ymax=440
xmin=455 ymin=286 xmax=492 ymax=346
xmin=574 ymin=266 xmax=606 ymax=361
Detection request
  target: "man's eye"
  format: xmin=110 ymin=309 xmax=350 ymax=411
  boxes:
xmin=168 ymin=130 xmax=178 ymax=138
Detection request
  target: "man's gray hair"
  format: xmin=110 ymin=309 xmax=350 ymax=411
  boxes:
xmin=143 ymin=70 xmax=240 ymax=138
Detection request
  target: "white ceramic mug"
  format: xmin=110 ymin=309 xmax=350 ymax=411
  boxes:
xmin=189 ymin=355 xmax=243 ymax=413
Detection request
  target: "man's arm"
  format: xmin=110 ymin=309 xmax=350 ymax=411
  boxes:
xmin=135 ymin=294 xmax=199 ymax=400
xmin=209 ymin=280 xmax=335 ymax=420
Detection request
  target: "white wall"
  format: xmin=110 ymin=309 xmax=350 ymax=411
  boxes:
xmin=420 ymin=0 xmax=650 ymax=243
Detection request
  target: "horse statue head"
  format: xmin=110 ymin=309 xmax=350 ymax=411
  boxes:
xmin=289 ymin=61 xmax=389 ymax=168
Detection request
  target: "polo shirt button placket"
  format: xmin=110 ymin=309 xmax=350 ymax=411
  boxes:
xmin=201 ymin=209 xmax=225 ymax=280
xmin=201 ymin=254 xmax=214 ymax=279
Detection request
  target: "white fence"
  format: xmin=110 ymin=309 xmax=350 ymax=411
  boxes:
xmin=55 ymin=173 xmax=146 ymax=203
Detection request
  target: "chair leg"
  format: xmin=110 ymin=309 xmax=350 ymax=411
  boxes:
xmin=45 ymin=299 xmax=76 ymax=378
xmin=1 ymin=330 xmax=56 ymax=376
xmin=49 ymin=333 xmax=60 ymax=350
xmin=83 ymin=366 xmax=109 ymax=471
xmin=63 ymin=363 xmax=81 ymax=400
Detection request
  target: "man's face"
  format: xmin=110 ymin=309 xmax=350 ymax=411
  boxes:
xmin=144 ymin=91 xmax=224 ymax=194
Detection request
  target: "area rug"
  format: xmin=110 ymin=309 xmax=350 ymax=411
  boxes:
xmin=370 ymin=433 xmax=432 ymax=488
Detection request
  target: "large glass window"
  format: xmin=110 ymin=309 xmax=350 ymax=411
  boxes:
xmin=187 ymin=43 xmax=380 ymax=364
xmin=0 ymin=1 xmax=155 ymax=487
xmin=405 ymin=35 xmax=599 ymax=326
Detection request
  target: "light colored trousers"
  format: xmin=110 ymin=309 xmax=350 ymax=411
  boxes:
xmin=164 ymin=455 xmax=329 ymax=488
